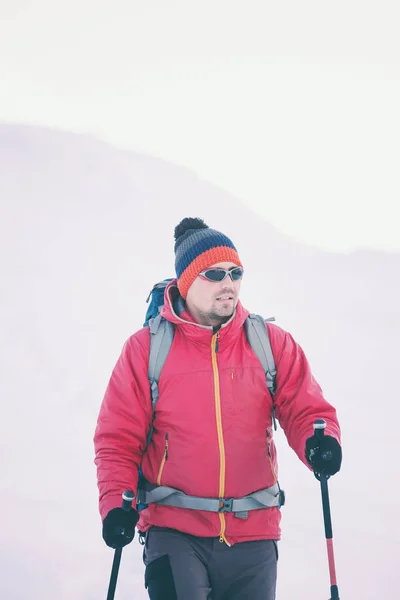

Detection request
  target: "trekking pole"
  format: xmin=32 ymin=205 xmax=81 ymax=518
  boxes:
xmin=313 ymin=419 xmax=340 ymax=600
xmin=106 ymin=490 xmax=135 ymax=600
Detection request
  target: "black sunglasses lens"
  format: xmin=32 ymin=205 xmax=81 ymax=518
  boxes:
xmin=205 ymin=269 xmax=226 ymax=281
xmin=231 ymin=268 xmax=244 ymax=280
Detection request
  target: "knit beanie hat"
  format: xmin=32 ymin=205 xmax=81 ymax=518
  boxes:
xmin=174 ymin=217 xmax=243 ymax=299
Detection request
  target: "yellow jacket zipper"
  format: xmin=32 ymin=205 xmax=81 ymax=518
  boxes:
xmin=157 ymin=433 xmax=169 ymax=485
xmin=211 ymin=331 xmax=231 ymax=546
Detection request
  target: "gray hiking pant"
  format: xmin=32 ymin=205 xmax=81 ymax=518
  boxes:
xmin=142 ymin=526 xmax=278 ymax=600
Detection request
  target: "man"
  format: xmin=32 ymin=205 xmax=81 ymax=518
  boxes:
xmin=94 ymin=217 xmax=342 ymax=600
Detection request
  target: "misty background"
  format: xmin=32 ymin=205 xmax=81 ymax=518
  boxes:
xmin=1 ymin=123 xmax=399 ymax=599
xmin=1 ymin=2 xmax=400 ymax=599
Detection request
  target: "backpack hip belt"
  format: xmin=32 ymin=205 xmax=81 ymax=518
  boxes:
xmin=137 ymin=479 xmax=285 ymax=519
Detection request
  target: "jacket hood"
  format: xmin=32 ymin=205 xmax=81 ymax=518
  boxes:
xmin=160 ymin=278 xmax=250 ymax=346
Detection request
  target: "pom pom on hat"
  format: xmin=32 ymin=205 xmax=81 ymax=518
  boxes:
xmin=174 ymin=217 xmax=209 ymax=241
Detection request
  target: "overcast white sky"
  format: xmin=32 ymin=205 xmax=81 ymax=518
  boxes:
xmin=1 ymin=0 xmax=399 ymax=252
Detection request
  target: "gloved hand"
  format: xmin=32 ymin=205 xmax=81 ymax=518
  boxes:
xmin=305 ymin=434 xmax=342 ymax=476
xmin=102 ymin=506 xmax=140 ymax=549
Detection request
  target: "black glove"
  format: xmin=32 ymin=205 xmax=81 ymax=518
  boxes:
xmin=305 ymin=434 xmax=342 ymax=476
xmin=102 ymin=507 xmax=139 ymax=549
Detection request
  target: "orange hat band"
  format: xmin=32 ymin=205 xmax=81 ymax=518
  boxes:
xmin=177 ymin=246 xmax=243 ymax=299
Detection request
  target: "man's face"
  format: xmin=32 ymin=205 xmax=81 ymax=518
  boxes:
xmin=185 ymin=261 xmax=243 ymax=326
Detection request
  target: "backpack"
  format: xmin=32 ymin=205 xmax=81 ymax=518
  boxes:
xmin=143 ymin=278 xmax=278 ymax=452
xmin=136 ymin=278 xmax=285 ymax=515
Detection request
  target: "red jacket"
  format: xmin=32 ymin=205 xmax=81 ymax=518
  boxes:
xmin=94 ymin=281 xmax=341 ymax=545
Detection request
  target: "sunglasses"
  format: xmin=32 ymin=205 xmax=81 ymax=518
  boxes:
xmin=198 ymin=267 xmax=244 ymax=282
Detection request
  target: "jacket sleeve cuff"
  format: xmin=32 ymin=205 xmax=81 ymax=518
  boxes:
xmin=100 ymin=491 xmax=138 ymax=521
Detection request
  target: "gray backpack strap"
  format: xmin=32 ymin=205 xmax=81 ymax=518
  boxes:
xmin=136 ymin=480 xmax=284 ymax=515
xmin=145 ymin=314 xmax=174 ymax=449
xmin=245 ymin=314 xmax=278 ymax=430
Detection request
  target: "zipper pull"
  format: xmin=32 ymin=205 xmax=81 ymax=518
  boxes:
xmin=266 ymin=429 xmax=272 ymax=458
xmin=219 ymin=532 xmax=232 ymax=546
xmin=272 ymin=406 xmax=277 ymax=431
xmin=212 ymin=326 xmax=221 ymax=352
xmin=165 ymin=433 xmax=169 ymax=460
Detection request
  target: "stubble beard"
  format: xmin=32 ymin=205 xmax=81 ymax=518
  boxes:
xmin=207 ymin=299 xmax=236 ymax=325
